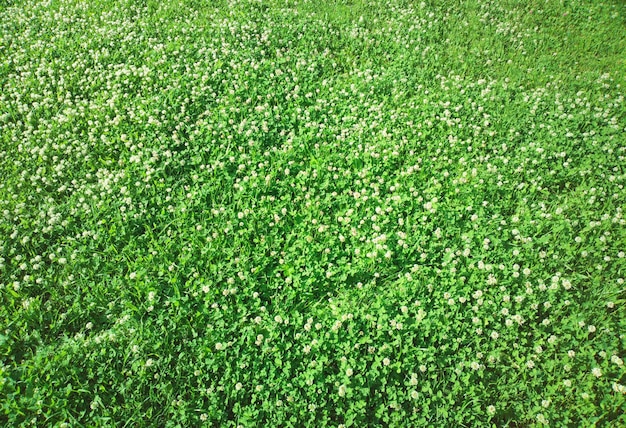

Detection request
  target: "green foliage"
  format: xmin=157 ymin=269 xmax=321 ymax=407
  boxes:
xmin=1 ymin=0 xmax=625 ymax=426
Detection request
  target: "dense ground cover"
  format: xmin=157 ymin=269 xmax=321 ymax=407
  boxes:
xmin=1 ymin=0 xmax=625 ymax=426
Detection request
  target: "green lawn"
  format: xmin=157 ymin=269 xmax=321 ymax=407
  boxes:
xmin=1 ymin=0 xmax=625 ymax=426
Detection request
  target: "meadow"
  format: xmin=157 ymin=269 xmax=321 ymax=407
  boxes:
xmin=1 ymin=0 xmax=625 ymax=426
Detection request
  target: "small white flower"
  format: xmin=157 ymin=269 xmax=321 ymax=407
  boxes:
xmin=613 ymin=383 xmax=626 ymax=394
xmin=338 ymin=384 xmax=347 ymax=397
xmin=536 ymin=413 xmax=549 ymax=425
xmin=592 ymin=367 xmax=602 ymax=378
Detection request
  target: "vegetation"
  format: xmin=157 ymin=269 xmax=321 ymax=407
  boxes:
xmin=1 ymin=0 xmax=625 ymax=426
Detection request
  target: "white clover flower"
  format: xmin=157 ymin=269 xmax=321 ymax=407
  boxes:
xmin=613 ymin=383 xmax=626 ymax=394
xmin=338 ymin=384 xmax=347 ymax=397
xmin=592 ymin=367 xmax=602 ymax=378
xmin=536 ymin=413 xmax=549 ymax=425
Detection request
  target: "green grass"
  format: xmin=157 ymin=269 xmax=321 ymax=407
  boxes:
xmin=1 ymin=0 xmax=625 ymax=426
